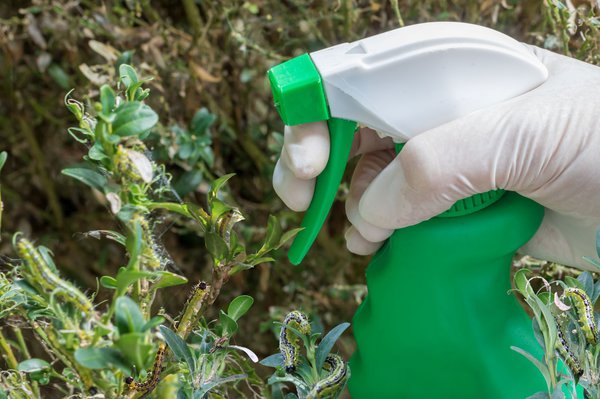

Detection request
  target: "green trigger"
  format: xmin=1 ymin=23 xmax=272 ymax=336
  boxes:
xmin=268 ymin=54 xmax=358 ymax=265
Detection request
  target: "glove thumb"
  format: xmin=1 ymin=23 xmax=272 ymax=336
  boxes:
xmin=359 ymin=106 xmax=515 ymax=229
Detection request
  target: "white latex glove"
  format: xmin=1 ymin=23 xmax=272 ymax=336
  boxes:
xmin=273 ymin=45 xmax=600 ymax=270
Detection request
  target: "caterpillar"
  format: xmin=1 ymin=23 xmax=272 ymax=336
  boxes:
xmin=564 ymin=288 xmax=598 ymax=346
xmin=14 ymin=235 xmax=93 ymax=315
xmin=279 ymin=310 xmax=311 ymax=373
xmin=126 ymin=342 xmax=166 ymax=392
xmin=176 ymin=281 xmax=209 ymax=338
xmin=554 ymin=318 xmax=583 ymax=377
xmin=306 ymin=354 xmax=349 ymax=399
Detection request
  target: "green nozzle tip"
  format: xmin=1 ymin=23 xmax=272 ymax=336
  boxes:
xmin=267 ymin=53 xmax=330 ymax=125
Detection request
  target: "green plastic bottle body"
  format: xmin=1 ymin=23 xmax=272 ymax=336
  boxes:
xmin=349 ymin=193 xmax=545 ymax=398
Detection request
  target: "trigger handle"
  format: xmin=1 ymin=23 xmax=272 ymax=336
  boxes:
xmin=288 ymin=118 xmax=357 ymax=265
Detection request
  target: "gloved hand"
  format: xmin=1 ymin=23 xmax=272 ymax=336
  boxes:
xmin=273 ymin=45 xmax=600 ymax=270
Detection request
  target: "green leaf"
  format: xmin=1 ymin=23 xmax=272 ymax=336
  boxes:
xmin=141 ymin=316 xmax=165 ymax=332
xmin=261 ymin=215 xmax=282 ymax=252
xmin=277 ymin=228 xmax=304 ymax=249
xmin=17 ymin=358 xmax=50 ymax=373
xmin=115 ymin=296 xmax=145 ymax=334
xmin=577 ymin=271 xmax=594 ymax=297
xmin=584 ymin=256 xmax=600 ymax=271
xmin=248 ymin=256 xmax=275 ymax=266
xmin=205 ymin=232 xmax=229 ymax=262
xmin=592 ymin=280 xmax=600 ymax=305
xmin=159 ymin=325 xmax=195 ymax=374
xmin=115 ymin=51 xmax=134 ymax=75
xmin=153 ymin=271 xmax=188 ymax=290
xmin=259 ymin=353 xmax=284 ymax=368
xmin=126 ymin=221 xmax=143 ymax=270
xmin=113 ymin=102 xmax=158 ymax=137
xmin=115 ymin=332 xmax=152 ymax=371
xmin=47 ymin=64 xmax=70 ymax=89
xmin=190 ymin=108 xmax=216 ymax=135
xmin=228 ymin=263 xmax=255 ymax=276
xmin=315 ymin=322 xmax=350 ymax=370
xmin=564 ymin=276 xmax=584 ymax=290
xmin=514 ymin=269 xmax=531 ymax=296
xmin=294 ymin=363 xmax=314 ymax=383
xmin=511 ymin=346 xmax=551 ymax=388
xmin=119 ymin=64 xmax=139 ymax=89
xmin=116 ymin=204 xmax=140 ymax=223
xmin=29 ymin=369 xmax=50 ymax=385
xmin=596 ymin=227 xmax=600 ymax=259
xmin=62 ymin=167 xmax=107 ymax=191
xmin=208 ymin=173 xmax=235 ymax=204
xmin=114 ymin=267 xmax=155 ymax=293
xmin=74 ymin=347 xmax=130 ymax=373
xmin=219 ymin=310 xmax=238 ymax=336
xmin=210 ymin=200 xmax=233 ymax=223
xmin=68 ymin=127 xmax=92 ymax=143
xmin=174 ymin=169 xmax=203 ymax=197
xmin=227 ymin=295 xmax=254 ymax=321
xmin=197 ymin=146 xmax=214 ymax=167
xmin=88 ymin=142 xmax=110 ymax=163
xmin=100 ymin=275 xmax=118 ymax=289
xmin=100 ymin=84 xmax=116 ymax=114
xmin=193 ymin=374 xmax=247 ymax=398
xmin=0 ymin=152 xmax=7 ymax=173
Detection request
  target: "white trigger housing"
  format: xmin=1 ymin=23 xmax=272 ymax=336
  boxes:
xmin=309 ymin=22 xmax=548 ymax=142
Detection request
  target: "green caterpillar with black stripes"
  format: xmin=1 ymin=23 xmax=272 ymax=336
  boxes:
xmin=279 ymin=310 xmax=311 ymax=373
xmin=13 ymin=234 xmax=94 ymax=315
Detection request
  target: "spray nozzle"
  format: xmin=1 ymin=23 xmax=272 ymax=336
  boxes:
xmin=268 ymin=22 xmax=548 ymax=265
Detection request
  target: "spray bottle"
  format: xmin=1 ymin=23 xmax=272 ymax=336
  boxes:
xmin=268 ymin=22 xmax=552 ymax=398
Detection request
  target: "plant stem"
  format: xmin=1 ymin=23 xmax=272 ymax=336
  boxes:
xmin=12 ymin=327 xmax=40 ymax=398
xmin=307 ymin=346 xmax=319 ymax=382
xmin=32 ymin=323 xmax=102 ymax=393
xmin=12 ymin=327 xmax=30 ymax=358
xmin=0 ymin=328 xmax=18 ymax=369
xmin=181 ymin=0 xmax=203 ymax=38
xmin=390 ymin=0 xmax=405 ymax=27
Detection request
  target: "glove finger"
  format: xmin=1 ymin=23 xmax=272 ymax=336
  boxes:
xmin=283 ymin=122 xmax=330 ymax=179
xmin=349 ymin=127 xmax=395 ymax=158
xmin=358 ymin=106 xmax=515 ymax=230
xmin=345 ymin=226 xmax=384 ymax=255
xmin=273 ymin=156 xmax=314 ymax=212
xmin=346 ymin=149 xmax=395 ymax=242
xmin=520 ymin=210 xmax=600 ymax=271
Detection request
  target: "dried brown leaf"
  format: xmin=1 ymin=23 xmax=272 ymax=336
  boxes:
xmin=190 ymin=61 xmax=221 ymax=83
xmin=88 ymin=40 xmax=119 ymax=62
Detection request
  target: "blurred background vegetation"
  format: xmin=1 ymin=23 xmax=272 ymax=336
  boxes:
xmin=0 ymin=0 xmax=598 ymax=384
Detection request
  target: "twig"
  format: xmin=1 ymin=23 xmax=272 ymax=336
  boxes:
xmin=12 ymin=327 xmax=40 ymax=398
xmin=181 ymin=0 xmax=203 ymax=39
xmin=390 ymin=0 xmax=405 ymax=27
xmin=0 ymin=328 xmax=18 ymax=369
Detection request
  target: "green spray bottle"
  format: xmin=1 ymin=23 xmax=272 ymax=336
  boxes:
xmin=268 ymin=22 xmax=555 ymax=398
